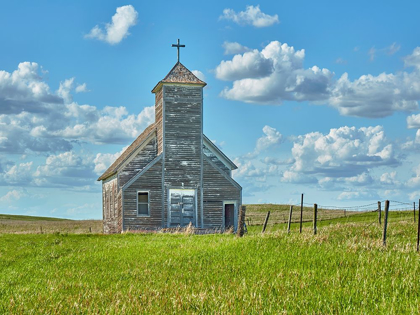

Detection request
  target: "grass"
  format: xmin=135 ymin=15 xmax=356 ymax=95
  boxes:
xmin=0 ymin=214 xmax=102 ymax=234
xmin=0 ymin=207 xmax=419 ymax=313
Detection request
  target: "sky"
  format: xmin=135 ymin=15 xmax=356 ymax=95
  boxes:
xmin=1 ymin=0 xmax=420 ymax=219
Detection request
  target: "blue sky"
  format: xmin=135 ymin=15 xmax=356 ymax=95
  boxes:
xmin=1 ymin=0 xmax=420 ymax=218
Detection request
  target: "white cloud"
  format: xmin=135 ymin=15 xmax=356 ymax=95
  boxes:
xmin=0 ymin=62 xmax=62 ymax=115
xmin=222 ymin=41 xmax=251 ymax=55
xmin=282 ymin=126 xmax=398 ymax=184
xmin=337 ymin=191 xmax=375 ymax=201
xmin=217 ymin=42 xmax=420 ymax=118
xmin=218 ymin=41 xmax=333 ymax=104
xmin=256 ymin=125 xmax=282 ymax=151
xmin=387 ymin=42 xmax=401 ymax=55
xmin=216 ymin=49 xmax=274 ymax=81
xmin=93 ymin=145 xmax=128 ymax=175
xmin=407 ymin=164 xmax=420 ymax=187
xmin=220 ymin=5 xmax=279 ymax=28
xmin=0 ymin=189 xmax=26 ymax=202
xmin=0 ymin=62 xmax=155 ymax=153
xmin=0 ymin=162 xmax=33 ymax=185
xmin=404 ymin=47 xmax=420 ymax=69
xmin=75 ymin=83 xmax=89 ymax=93
xmin=85 ymin=5 xmax=138 ymax=45
xmin=57 ymin=77 xmax=75 ymax=103
xmin=335 ymin=58 xmax=347 ymax=64
xmin=191 ymin=70 xmax=206 ymax=82
xmin=407 ymin=113 xmax=420 ymax=129
xmin=33 ymin=151 xmax=97 ymax=187
xmin=368 ymin=47 xmax=376 ymax=61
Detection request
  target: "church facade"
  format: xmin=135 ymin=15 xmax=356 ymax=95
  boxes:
xmin=98 ymin=60 xmax=242 ymax=233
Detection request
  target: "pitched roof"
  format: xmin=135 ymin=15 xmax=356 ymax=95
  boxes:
xmin=203 ymin=135 xmax=238 ymax=170
xmin=97 ymin=123 xmax=157 ymax=181
xmin=152 ymin=62 xmax=206 ymax=93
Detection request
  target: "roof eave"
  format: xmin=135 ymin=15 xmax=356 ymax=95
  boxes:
xmin=152 ymin=81 xmax=207 ymax=94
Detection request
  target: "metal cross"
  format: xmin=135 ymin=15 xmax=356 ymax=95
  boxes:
xmin=172 ymin=39 xmax=185 ymax=62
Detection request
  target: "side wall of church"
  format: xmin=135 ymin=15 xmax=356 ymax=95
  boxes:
xmin=122 ymin=160 xmax=163 ymax=230
xmin=118 ymin=137 xmax=157 ymax=189
xmin=103 ymin=175 xmax=121 ymax=234
xmin=203 ymin=158 xmax=241 ymax=229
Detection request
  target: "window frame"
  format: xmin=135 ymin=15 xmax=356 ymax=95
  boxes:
xmin=137 ymin=190 xmax=150 ymax=217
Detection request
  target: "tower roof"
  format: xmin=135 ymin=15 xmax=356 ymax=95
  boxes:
xmin=152 ymin=62 xmax=206 ymax=93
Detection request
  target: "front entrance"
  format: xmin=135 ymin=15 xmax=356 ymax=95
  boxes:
xmin=168 ymin=189 xmax=196 ymax=227
xmin=224 ymin=203 xmax=235 ymax=229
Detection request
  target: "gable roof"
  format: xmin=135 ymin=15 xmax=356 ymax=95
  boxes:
xmin=152 ymin=62 xmax=206 ymax=93
xmin=97 ymin=123 xmax=157 ymax=181
xmin=203 ymin=135 xmax=238 ymax=170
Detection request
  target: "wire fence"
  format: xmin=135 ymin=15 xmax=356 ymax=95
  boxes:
xmin=245 ymin=199 xmax=416 ymax=227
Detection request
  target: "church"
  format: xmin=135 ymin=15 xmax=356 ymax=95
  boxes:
xmin=97 ymin=41 xmax=242 ymax=233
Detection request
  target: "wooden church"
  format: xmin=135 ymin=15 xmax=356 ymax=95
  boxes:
xmin=98 ymin=41 xmax=242 ymax=233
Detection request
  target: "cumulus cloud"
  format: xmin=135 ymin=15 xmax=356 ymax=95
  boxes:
xmin=220 ymin=5 xmax=279 ymax=28
xmin=85 ymin=5 xmax=138 ymax=45
xmin=0 ymin=189 xmax=26 ymax=202
xmin=337 ymin=191 xmax=377 ymax=201
xmin=0 ymin=62 xmax=62 ymax=114
xmin=217 ymin=42 xmax=420 ymax=118
xmin=256 ymin=125 xmax=283 ymax=151
xmin=407 ymin=164 xmax=420 ymax=187
xmin=75 ymin=83 xmax=89 ymax=93
xmin=216 ymin=50 xmax=274 ymax=81
xmin=33 ymin=151 xmax=97 ymax=187
xmin=281 ymin=126 xmax=398 ymax=184
xmin=222 ymin=41 xmax=251 ymax=55
xmin=191 ymin=70 xmax=206 ymax=82
xmin=218 ymin=41 xmax=333 ymax=104
xmin=93 ymin=145 xmax=128 ymax=175
xmin=0 ymin=62 xmax=155 ymax=154
xmin=407 ymin=113 xmax=420 ymax=129
xmin=0 ymin=162 xmax=33 ymax=185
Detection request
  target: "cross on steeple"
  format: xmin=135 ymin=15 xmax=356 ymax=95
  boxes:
xmin=172 ymin=39 xmax=185 ymax=63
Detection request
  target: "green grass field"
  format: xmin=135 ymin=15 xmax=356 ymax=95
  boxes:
xmin=1 ymin=207 xmax=419 ymax=314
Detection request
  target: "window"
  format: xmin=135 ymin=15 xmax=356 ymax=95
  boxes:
xmin=137 ymin=191 xmax=150 ymax=216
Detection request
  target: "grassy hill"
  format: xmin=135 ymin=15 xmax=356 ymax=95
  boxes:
xmin=0 ymin=213 xmax=102 ymax=234
xmin=0 ymin=206 xmax=419 ymax=313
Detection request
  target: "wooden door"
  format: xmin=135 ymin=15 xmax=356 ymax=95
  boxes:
xmin=224 ymin=204 xmax=235 ymax=228
xmin=169 ymin=189 xmax=195 ymax=227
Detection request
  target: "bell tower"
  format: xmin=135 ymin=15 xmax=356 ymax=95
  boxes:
xmin=151 ymin=40 xmax=207 ymax=227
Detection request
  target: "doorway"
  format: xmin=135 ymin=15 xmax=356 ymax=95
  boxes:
xmin=224 ymin=203 xmax=235 ymax=229
xmin=168 ymin=189 xmax=196 ymax=227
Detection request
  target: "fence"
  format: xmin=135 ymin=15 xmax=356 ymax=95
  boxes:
xmin=244 ymin=198 xmax=420 ymax=251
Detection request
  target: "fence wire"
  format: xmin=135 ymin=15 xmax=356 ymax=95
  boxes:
xmin=245 ymin=199 xmax=417 ymax=227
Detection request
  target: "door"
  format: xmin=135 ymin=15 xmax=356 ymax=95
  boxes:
xmin=224 ymin=204 xmax=235 ymax=229
xmin=169 ymin=189 xmax=196 ymax=227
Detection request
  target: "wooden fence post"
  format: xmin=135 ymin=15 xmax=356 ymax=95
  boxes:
xmin=299 ymin=194 xmax=304 ymax=233
xmin=383 ymin=200 xmax=389 ymax=246
xmin=378 ymin=201 xmax=381 ymax=225
xmin=287 ymin=206 xmax=293 ymax=234
xmin=237 ymin=206 xmax=246 ymax=237
xmin=417 ymin=199 xmax=420 ymax=252
xmin=313 ymin=204 xmax=318 ymax=235
xmin=40 ymin=226 xmax=43 ymax=234
xmin=262 ymin=211 xmax=270 ymax=233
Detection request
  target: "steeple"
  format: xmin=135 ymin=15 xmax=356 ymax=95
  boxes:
xmin=151 ymin=62 xmax=206 ymax=93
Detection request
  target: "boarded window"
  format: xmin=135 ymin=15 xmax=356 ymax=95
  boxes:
xmin=137 ymin=192 xmax=149 ymax=216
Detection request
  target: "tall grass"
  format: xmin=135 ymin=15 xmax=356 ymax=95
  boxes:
xmin=1 ymin=211 xmax=419 ymax=314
